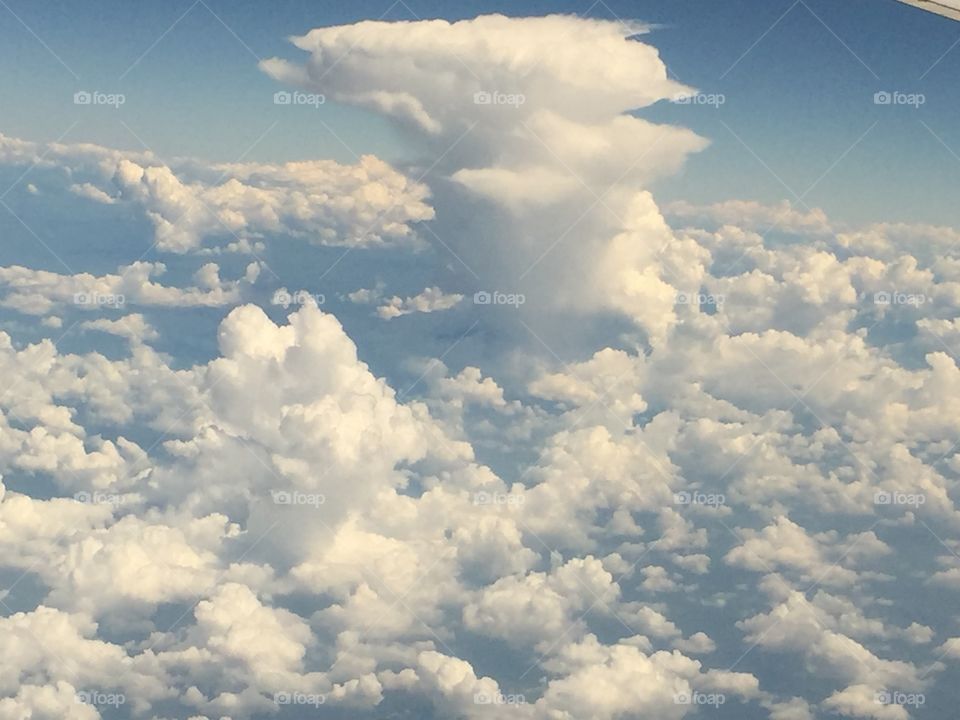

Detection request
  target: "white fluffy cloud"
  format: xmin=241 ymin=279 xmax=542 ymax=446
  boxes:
xmin=2 ymin=10 xmax=960 ymax=720
xmin=80 ymin=314 xmax=159 ymax=343
xmin=463 ymin=556 xmax=619 ymax=649
xmin=0 ymin=133 xmax=434 ymax=253
xmin=724 ymin=516 xmax=890 ymax=587
xmin=263 ymin=14 xmax=708 ymax=346
xmin=376 ymin=286 xmax=464 ymax=319
xmin=101 ymin=154 xmax=434 ymax=252
xmin=0 ymin=261 xmax=257 ymax=315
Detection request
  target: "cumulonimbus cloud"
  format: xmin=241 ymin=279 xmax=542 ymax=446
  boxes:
xmin=262 ymin=14 xmax=709 ymax=347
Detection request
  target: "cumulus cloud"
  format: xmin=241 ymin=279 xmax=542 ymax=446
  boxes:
xmin=724 ymin=516 xmax=890 ymax=587
xmin=0 ymin=133 xmax=434 ymax=253
xmin=79 ymin=314 xmax=159 ymax=343
xmin=101 ymin=155 xmax=434 ymax=252
xmin=376 ymin=286 xmax=464 ymax=320
xmin=463 ymin=556 xmax=619 ymax=649
xmin=2 ymin=199 xmax=958 ymax=717
xmin=2 ymin=10 xmax=960 ymax=720
xmin=534 ymin=634 xmax=757 ymax=720
xmin=0 ymin=261 xmax=257 ymax=315
xmin=737 ymin=577 xmax=932 ymax=705
xmin=666 ymin=199 xmax=832 ymax=235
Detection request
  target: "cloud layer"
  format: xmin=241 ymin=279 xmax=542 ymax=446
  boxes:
xmin=0 ymin=12 xmax=958 ymax=720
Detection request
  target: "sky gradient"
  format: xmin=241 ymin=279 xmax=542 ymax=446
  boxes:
xmin=3 ymin=0 xmax=960 ymax=225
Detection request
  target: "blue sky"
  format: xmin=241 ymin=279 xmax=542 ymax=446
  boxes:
xmin=2 ymin=4 xmax=960 ymax=720
xmin=3 ymin=0 xmax=960 ymax=226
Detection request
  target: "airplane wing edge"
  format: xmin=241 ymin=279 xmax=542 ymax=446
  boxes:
xmin=897 ymin=0 xmax=960 ymax=22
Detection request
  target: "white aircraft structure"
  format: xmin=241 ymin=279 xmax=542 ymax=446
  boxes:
xmin=898 ymin=0 xmax=960 ymax=21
